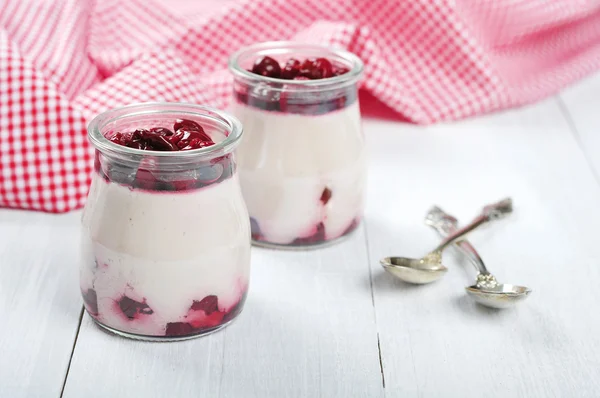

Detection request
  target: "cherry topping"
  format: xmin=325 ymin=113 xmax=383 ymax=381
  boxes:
xmin=190 ymin=295 xmax=219 ymax=315
xmin=118 ymin=296 xmax=154 ymax=320
xmin=249 ymin=56 xmax=348 ymax=80
xmin=173 ymin=119 xmax=203 ymax=133
xmin=251 ymin=56 xmax=281 ymax=78
xmin=299 ymin=58 xmax=320 ymax=79
xmin=106 ymin=119 xmax=214 ymax=151
xmin=312 ymin=57 xmax=334 ymax=78
xmin=149 ymin=127 xmax=173 ymax=137
xmin=320 ymin=187 xmax=332 ymax=205
xmin=174 ymin=129 xmax=214 ymax=149
xmin=281 ymin=58 xmax=301 ymax=79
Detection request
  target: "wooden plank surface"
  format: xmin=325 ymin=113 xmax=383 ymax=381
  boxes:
xmin=61 ymin=228 xmax=384 ymax=398
xmin=0 ymin=211 xmax=83 ymax=398
xmin=2 ymin=73 xmax=600 ymax=397
xmin=364 ymin=97 xmax=600 ymax=397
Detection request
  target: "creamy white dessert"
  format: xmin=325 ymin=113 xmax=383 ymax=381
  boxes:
xmin=81 ymin=172 xmax=250 ymax=337
xmin=82 ymin=113 xmax=249 ymax=339
xmin=233 ymin=101 xmax=365 ymax=246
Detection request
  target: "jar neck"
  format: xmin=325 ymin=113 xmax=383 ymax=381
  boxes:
xmin=228 ymin=41 xmax=364 ymax=93
xmin=88 ymin=102 xmax=243 ymax=168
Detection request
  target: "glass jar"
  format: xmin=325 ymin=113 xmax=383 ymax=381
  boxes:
xmin=80 ymin=103 xmax=250 ymax=341
xmin=228 ymin=42 xmax=365 ymax=249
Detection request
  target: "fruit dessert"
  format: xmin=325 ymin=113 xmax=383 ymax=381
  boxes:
xmin=229 ymin=43 xmax=365 ymax=248
xmin=81 ymin=105 xmax=250 ymax=340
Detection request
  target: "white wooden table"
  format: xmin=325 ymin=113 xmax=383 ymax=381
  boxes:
xmin=2 ymin=73 xmax=600 ymax=398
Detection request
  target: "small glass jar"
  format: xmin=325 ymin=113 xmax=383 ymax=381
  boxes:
xmin=80 ymin=103 xmax=250 ymax=341
xmin=228 ymin=42 xmax=365 ymax=249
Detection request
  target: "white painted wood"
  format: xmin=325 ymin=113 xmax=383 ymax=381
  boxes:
xmin=364 ymin=98 xmax=600 ymax=397
xmin=4 ymin=76 xmax=600 ymax=397
xmin=0 ymin=210 xmax=83 ymax=398
xmin=558 ymin=71 xmax=600 ymax=177
xmin=62 ymin=227 xmax=384 ymax=398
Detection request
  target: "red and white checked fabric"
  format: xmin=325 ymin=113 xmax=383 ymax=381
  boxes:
xmin=2 ymin=0 xmax=600 ymax=213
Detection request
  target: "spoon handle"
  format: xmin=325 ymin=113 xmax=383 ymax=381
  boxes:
xmin=425 ymin=206 xmax=489 ymax=274
xmin=430 ymin=198 xmax=513 ymax=254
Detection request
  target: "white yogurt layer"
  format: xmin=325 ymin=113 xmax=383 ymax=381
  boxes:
xmin=80 ymin=172 xmax=251 ymax=336
xmin=232 ymin=101 xmax=365 ymax=245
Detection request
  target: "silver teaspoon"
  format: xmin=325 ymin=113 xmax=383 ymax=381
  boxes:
xmin=425 ymin=205 xmax=531 ymax=308
xmin=381 ymin=198 xmax=513 ymax=284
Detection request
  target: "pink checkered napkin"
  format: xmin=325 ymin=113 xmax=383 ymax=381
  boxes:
xmin=1 ymin=0 xmax=600 ymax=213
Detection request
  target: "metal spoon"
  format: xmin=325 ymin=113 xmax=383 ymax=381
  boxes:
xmin=380 ymin=198 xmax=513 ymax=284
xmin=425 ymin=205 xmax=531 ymax=308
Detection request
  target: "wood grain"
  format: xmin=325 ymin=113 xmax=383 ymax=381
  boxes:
xmin=364 ymin=97 xmax=600 ymax=397
xmin=0 ymin=211 xmax=83 ymax=398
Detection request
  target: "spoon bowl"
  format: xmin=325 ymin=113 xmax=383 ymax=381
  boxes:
xmin=380 ymin=198 xmax=512 ymax=285
xmin=465 ymin=284 xmax=531 ymax=309
xmin=380 ymin=256 xmax=448 ymax=284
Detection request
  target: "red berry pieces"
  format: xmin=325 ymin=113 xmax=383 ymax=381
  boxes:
xmin=300 ymin=58 xmax=333 ymax=79
xmin=292 ymin=222 xmax=326 ymax=245
xmin=249 ymin=56 xmax=347 ymax=80
xmin=165 ymin=322 xmax=194 ymax=336
xmin=190 ymin=295 xmax=219 ymax=315
xmin=163 ymin=292 xmax=247 ymax=337
xmin=106 ymin=119 xmax=214 ymax=152
xmin=173 ymin=119 xmax=202 ymax=133
xmin=118 ymin=296 xmax=154 ymax=320
xmin=281 ymin=58 xmax=301 ymax=79
xmin=314 ymin=57 xmax=333 ymax=78
xmin=320 ymin=187 xmax=332 ymax=205
xmin=251 ymin=56 xmax=281 ymax=78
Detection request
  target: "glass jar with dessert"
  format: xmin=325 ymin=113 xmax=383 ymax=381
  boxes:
xmin=228 ymin=41 xmax=365 ymax=249
xmin=81 ymin=103 xmax=250 ymax=341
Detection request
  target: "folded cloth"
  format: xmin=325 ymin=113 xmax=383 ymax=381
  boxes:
xmin=1 ymin=0 xmax=600 ymax=213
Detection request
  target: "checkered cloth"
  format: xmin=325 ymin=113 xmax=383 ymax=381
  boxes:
xmin=2 ymin=0 xmax=600 ymax=213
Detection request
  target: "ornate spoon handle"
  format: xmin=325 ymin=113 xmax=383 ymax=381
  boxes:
xmin=424 ymin=199 xmax=512 ymax=288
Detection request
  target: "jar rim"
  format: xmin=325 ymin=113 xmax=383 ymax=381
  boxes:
xmin=228 ymin=41 xmax=364 ymax=88
xmin=87 ymin=102 xmax=243 ymax=159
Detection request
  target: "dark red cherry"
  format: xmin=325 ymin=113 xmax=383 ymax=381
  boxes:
xmin=141 ymin=131 xmax=178 ymax=151
xmin=165 ymin=322 xmax=194 ymax=336
xmin=173 ymin=119 xmax=204 ymax=133
xmin=118 ymin=296 xmax=153 ymax=320
xmin=180 ymin=138 xmax=214 ymax=151
xmin=281 ymin=58 xmax=301 ymax=79
xmin=292 ymin=222 xmax=326 ymax=245
xmin=314 ymin=57 xmax=333 ymax=78
xmin=175 ymin=129 xmax=214 ymax=149
xmin=191 ymin=295 xmax=219 ymax=315
xmin=149 ymin=127 xmax=173 ymax=137
xmin=299 ymin=58 xmax=319 ymax=79
xmin=251 ymin=56 xmax=281 ymax=78
xmin=320 ymin=187 xmax=332 ymax=205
